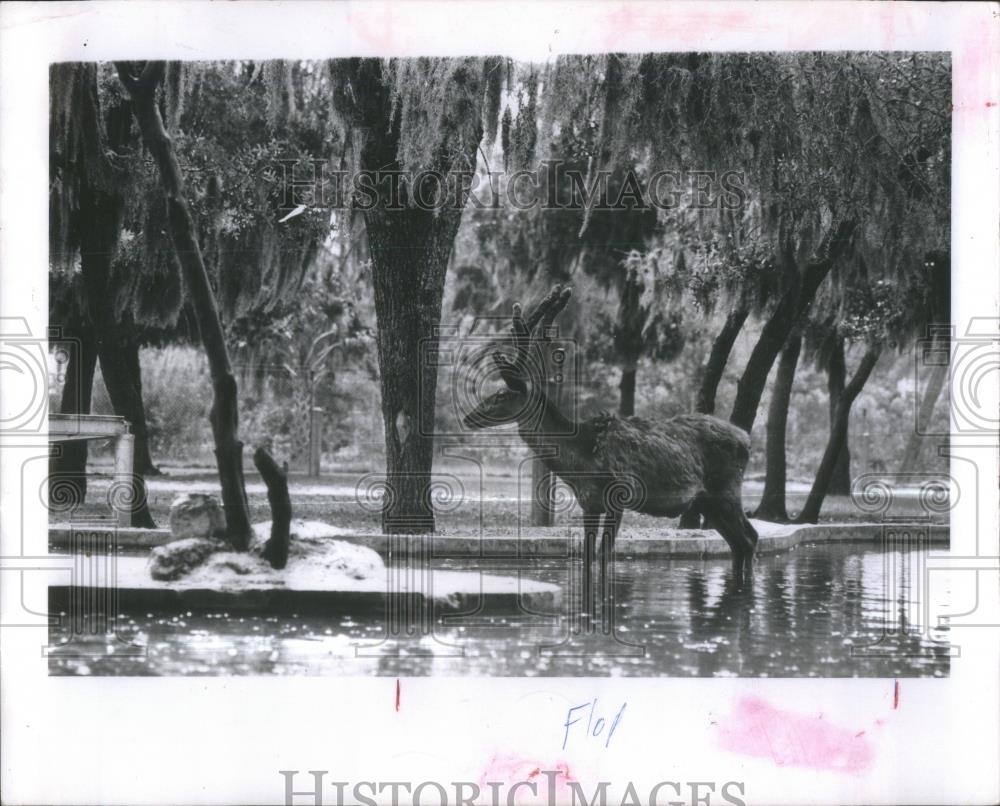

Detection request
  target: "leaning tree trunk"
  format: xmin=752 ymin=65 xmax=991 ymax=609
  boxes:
xmin=730 ymin=268 xmax=810 ymax=433
xmin=754 ymin=330 xmax=802 ymax=522
xmin=680 ymin=301 xmax=757 ymax=528
xmin=254 ymin=448 xmax=291 ymax=569
xmin=366 ymin=207 xmax=466 ymax=533
xmin=730 ymin=221 xmax=855 ymax=433
xmin=795 ymin=346 xmax=881 ymax=524
xmin=696 ymin=304 xmax=750 ymax=415
xmin=50 ymin=324 xmax=98 ymax=506
xmin=619 ymin=365 xmax=637 ymax=417
xmin=898 ymin=359 xmax=948 ymax=474
xmin=117 ymin=62 xmax=254 ymax=548
xmin=826 ymin=335 xmax=852 ymax=496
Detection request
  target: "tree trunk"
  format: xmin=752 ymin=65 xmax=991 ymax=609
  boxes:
xmin=344 ymin=58 xmax=484 ymax=534
xmin=696 ymin=305 xmax=749 ymax=415
xmin=531 ymin=457 xmax=555 ymax=527
xmin=678 ymin=505 xmax=703 ymax=529
xmin=614 ymin=264 xmax=645 ymax=419
xmin=366 ymin=207 xmax=466 ymax=533
xmin=795 ymin=346 xmax=881 ymax=524
xmin=753 ymin=330 xmax=802 ymax=522
xmin=117 ymin=62 xmax=253 ymax=548
xmin=95 ymin=328 xmax=158 ymax=476
xmin=77 ymin=172 xmax=157 ymax=528
xmin=50 ymin=325 xmax=98 ymax=506
xmin=686 ymin=302 xmax=750 ymax=526
xmin=826 ymin=336 xmax=852 ymax=496
xmin=254 ymin=448 xmax=291 ymax=569
xmin=124 ymin=334 xmax=160 ymax=475
xmin=898 ymin=359 xmax=948 ymax=473
xmin=619 ymin=365 xmax=637 ymax=417
xmin=729 ymin=220 xmax=855 ymax=433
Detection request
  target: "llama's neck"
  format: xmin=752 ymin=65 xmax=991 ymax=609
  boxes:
xmin=516 ymin=394 xmax=590 ymax=467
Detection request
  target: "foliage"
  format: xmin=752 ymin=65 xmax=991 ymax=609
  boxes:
xmin=50 ymin=61 xmax=338 ymax=334
xmin=526 ymin=52 xmax=949 ymax=325
xmin=226 ymin=254 xmax=375 ymax=464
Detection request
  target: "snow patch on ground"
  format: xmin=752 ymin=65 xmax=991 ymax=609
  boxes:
xmin=252 ymin=519 xmax=356 ymax=540
xmin=751 ymin=519 xmax=800 ymax=538
xmin=150 ymin=521 xmax=385 ymax=588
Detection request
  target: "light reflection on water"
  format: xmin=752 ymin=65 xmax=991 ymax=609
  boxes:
xmin=49 ymin=544 xmax=949 ymax=677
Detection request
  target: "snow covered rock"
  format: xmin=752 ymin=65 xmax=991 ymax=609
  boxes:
xmin=148 ymin=518 xmax=384 ymax=587
xmin=149 ymin=537 xmax=227 ymax=581
xmin=168 ymin=493 xmax=226 ymax=539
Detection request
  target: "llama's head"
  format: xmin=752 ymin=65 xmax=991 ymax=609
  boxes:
xmin=462 ymin=357 xmax=534 ymax=429
xmin=462 ymin=285 xmax=572 ymax=431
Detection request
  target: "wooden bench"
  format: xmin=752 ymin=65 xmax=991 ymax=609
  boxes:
xmin=49 ymin=414 xmax=135 ymax=526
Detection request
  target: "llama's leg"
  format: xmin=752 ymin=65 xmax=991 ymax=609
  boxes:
xmin=702 ymin=498 xmax=756 ymax=585
xmin=599 ymin=508 xmax=623 ymax=623
xmin=582 ymin=511 xmax=601 ymax=623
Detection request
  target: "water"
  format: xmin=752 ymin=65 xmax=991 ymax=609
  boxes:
xmin=48 ymin=543 xmax=949 ymax=677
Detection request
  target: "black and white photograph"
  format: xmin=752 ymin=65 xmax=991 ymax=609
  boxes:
xmin=1 ymin=2 xmax=998 ymax=805
xmin=44 ymin=49 xmax=954 ymax=678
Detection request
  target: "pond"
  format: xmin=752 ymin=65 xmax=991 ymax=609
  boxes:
xmin=48 ymin=542 xmax=949 ymax=677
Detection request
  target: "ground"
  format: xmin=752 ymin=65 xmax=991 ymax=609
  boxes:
xmin=72 ymin=461 xmax=942 ymax=530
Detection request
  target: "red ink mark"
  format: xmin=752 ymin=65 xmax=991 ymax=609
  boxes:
xmin=480 ymin=755 xmax=576 ymax=805
xmin=395 ymin=679 xmax=400 ymax=712
xmin=893 ymin=680 xmax=900 ymax=709
xmin=715 ymin=696 xmax=874 ymax=775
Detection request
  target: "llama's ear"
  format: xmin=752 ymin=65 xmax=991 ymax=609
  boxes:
xmin=493 ymin=351 xmax=528 ymax=392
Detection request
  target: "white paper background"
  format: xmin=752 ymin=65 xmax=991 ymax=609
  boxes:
xmin=1 ymin=2 xmax=997 ymax=804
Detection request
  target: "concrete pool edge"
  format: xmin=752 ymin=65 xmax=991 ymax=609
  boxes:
xmin=48 ymin=558 xmax=564 ymax=615
xmin=50 ymin=520 xmax=948 ymax=559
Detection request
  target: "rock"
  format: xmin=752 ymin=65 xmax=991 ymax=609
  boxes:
xmin=169 ymin=493 xmax=226 ymax=539
xmin=149 ymin=537 xmax=226 ymax=581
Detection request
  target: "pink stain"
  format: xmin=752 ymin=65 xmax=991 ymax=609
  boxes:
xmin=348 ymin=4 xmax=399 ymax=52
xmin=600 ymin=4 xmax=761 ymax=48
xmin=395 ymin=679 xmax=401 ymax=712
xmin=893 ymin=680 xmax=900 ymax=710
xmin=953 ymin=20 xmax=999 ymax=117
xmin=479 ymin=755 xmax=576 ymax=805
xmin=716 ymin=696 xmax=875 ymax=775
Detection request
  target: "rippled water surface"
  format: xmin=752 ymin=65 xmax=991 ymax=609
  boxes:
xmin=49 ymin=543 xmax=949 ymax=677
